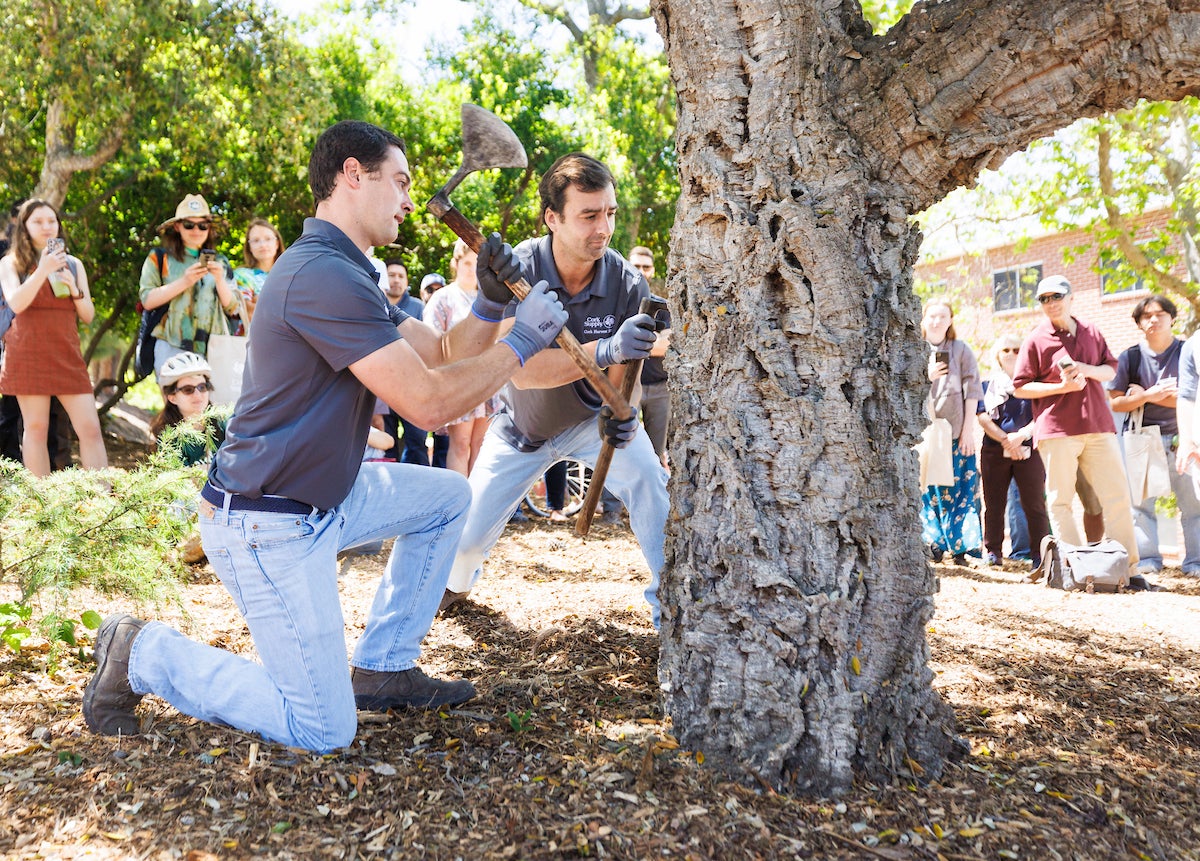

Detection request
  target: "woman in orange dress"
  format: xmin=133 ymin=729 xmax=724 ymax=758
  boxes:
xmin=0 ymin=199 xmax=108 ymax=476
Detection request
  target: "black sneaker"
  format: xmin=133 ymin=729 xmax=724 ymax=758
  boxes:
xmin=929 ymin=543 xmax=944 ymax=563
xmin=83 ymin=614 xmax=147 ymax=736
xmin=351 ymin=667 xmax=476 ymax=711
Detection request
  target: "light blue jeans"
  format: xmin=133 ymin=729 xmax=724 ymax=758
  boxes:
xmin=126 ymin=462 xmax=471 ymax=752
xmin=1132 ymin=434 xmax=1200 ymax=572
xmin=446 ymin=418 xmax=668 ymax=627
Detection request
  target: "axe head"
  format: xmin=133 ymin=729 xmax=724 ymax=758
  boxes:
xmin=435 ymin=104 xmax=528 ymax=202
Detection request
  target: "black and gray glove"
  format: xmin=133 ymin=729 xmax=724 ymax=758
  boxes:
xmin=597 ymin=404 xmax=638 ymax=448
xmin=594 ymin=313 xmax=656 ymax=367
xmin=500 ymin=279 xmax=567 ymax=365
xmin=471 ymin=232 xmax=524 ymax=322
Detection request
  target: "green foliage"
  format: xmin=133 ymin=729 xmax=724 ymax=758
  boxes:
xmin=506 ymin=708 xmax=535 ymax=733
xmin=0 ymin=453 xmax=204 ymax=658
xmin=860 ymin=0 xmax=915 ymax=33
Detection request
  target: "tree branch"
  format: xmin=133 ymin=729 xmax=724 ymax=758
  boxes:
xmin=1097 ymin=126 xmax=1192 ymax=295
xmin=839 ymin=0 xmax=1200 ymax=213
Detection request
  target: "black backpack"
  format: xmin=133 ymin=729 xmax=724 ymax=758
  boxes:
xmin=134 ymin=248 xmax=170 ymax=378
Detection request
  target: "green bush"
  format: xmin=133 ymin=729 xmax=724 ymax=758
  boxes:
xmin=0 ymin=448 xmax=205 ymax=661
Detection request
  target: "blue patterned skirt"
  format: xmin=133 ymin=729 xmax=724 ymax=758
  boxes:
xmin=921 ymin=439 xmax=983 ymax=555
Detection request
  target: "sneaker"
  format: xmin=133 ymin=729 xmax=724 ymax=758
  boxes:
xmin=83 ymin=614 xmax=147 ymax=736
xmin=928 ymin=543 xmax=944 ymax=563
xmin=351 ymin=667 xmax=476 ymax=711
xmin=984 ymin=552 xmax=1002 ymax=567
xmin=598 ymin=508 xmax=622 ymax=526
xmin=438 ymin=589 xmax=467 ymax=614
xmin=1127 ymin=574 xmax=1159 ymax=592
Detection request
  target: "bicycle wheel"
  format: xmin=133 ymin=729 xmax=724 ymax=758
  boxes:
xmin=525 ymin=459 xmax=591 ymax=517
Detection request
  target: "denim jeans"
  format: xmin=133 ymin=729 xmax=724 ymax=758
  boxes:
xmin=126 ymin=462 xmax=471 ymax=752
xmin=1132 ymin=434 xmax=1200 ymax=572
xmin=446 ymin=418 xmax=668 ymax=626
xmin=1007 ymin=479 xmax=1031 ymax=559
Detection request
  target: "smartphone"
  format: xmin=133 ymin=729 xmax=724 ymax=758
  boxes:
xmin=45 ymin=238 xmax=71 ymax=298
xmin=935 ymin=350 xmax=950 ymax=365
xmin=199 ymin=249 xmax=216 ymax=268
xmin=1057 ymin=356 xmax=1076 ymax=372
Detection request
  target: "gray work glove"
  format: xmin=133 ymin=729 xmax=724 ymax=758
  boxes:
xmin=594 ymin=313 xmax=657 ymax=367
xmin=471 ymin=232 xmax=524 ymax=322
xmin=500 ymin=279 xmax=567 ymax=365
xmin=597 ymin=405 xmax=638 ymax=449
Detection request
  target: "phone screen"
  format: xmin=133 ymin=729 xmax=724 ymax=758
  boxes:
xmin=935 ymin=351 xmax=950 ymax=365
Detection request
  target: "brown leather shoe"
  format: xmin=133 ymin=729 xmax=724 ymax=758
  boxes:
xmin=83 ymin=614 xmax=147 ymax=735
xmin=438 ymin=588 xmax=467 ymax=614
xmin=351 ymin=667 xmax=476 ymax=711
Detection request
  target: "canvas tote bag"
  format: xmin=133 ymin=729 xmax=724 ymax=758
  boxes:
xmin=206 ymin=298 xmax=248 ymax=409
xmin=917 ymin=418 xmax=955 ymax=487
xmin=1124 ymin=407 xmax=1171 ymax=504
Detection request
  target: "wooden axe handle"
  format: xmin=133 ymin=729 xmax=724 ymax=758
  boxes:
xmin=430 ymin=201 xmax=633 ymax=419
xmin=574 ymin=354 xmax=643 ymax=536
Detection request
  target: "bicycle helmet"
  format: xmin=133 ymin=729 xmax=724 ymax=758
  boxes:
xmin=159 ymin=351 xmax=213 ymax=388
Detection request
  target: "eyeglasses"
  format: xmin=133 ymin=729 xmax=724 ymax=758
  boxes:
xmin=1037 ymin=293 xmax=1066 ymax=304
xmin=173 ymin=382 xmax=211 ymax=395
xmin=180 ymin=221 xmax=211 ymax=231
xmin=999 ymin=348 xmax=1020 ymax=354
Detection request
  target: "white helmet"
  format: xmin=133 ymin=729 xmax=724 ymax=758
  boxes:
xmin=158 ymin=351 xmax=213 ymax=388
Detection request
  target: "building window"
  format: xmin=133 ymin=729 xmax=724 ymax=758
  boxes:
xmin=1099 ymin=249 xmax=1147 ymax=295
xmin=992 ymin=264 xmax=1043 ymax=312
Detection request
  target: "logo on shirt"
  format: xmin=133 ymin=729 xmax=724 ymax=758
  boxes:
xmin=583 ymin=314 xmax=617 ymax=336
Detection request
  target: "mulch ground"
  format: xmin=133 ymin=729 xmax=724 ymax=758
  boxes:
xmin=2 ymin=442 xmax=1199 ymax=859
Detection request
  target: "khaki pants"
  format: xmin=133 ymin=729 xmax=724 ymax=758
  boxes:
xmin=1038 ymin=433 xmax=1139 ymax=571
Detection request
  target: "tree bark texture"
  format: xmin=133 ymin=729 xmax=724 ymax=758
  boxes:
xmin=653 ymin=0 xmax=1200 ymax=795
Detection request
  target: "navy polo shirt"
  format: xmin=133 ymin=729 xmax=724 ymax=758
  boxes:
xmin=494 ymin=235 xmax=648 ymax=448
xmin=211 ymin=218 xmax=403 ymax=510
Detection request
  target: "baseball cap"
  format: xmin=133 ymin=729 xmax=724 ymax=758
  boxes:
xmin=420 ymin=273 xmax=446 ymax=291
xmin=1035 ymin=275 xmax=1071 ymax=298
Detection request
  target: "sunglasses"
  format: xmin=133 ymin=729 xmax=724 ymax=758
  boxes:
xmin=1037 ymin=293 xmax=1066 ymax=304
xmin=180 ymin=221 xmax=211 ymax=231
xmin=172 ymin=382 xmax=211 ymax=395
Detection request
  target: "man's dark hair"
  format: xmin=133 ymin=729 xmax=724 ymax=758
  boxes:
xmin=1132 ymin=294 xmax=1177 ymax=322
xmin=384 ymin=258 xmax=406 ymax=271
xmin=308 ymin=121 xmax=407 ymax=205
xmin=538 ymin=153 xmax=614 ymax=229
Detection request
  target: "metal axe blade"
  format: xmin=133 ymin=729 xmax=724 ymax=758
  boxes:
xmin=437 ymin=104 xmax=529 ymax=200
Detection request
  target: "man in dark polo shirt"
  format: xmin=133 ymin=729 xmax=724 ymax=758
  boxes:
xmin=1012 ymin=274 xmax=1140 ymax=581
xmin=629 ymin=245 xmax=672 ymax=471
xmin=83 ymin=120 xmax=568 ymax=751
xmin=438 ymin=153 xmax=667 ymax=626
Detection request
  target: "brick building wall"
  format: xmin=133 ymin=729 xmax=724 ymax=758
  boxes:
xmin=915 ymin=210 xmax=1186 ymax=371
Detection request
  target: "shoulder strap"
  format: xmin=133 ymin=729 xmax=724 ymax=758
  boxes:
xmin=153 ymin=247 xmax=168 ymax=281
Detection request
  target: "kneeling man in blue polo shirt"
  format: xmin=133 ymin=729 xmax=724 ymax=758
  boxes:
xmin=83 ymin=120 xmax=568 ymax=752
xmin=439 ymin=153 xmax=667 ymax=626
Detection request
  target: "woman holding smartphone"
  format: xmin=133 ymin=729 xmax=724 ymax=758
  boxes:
xmin=921 ymin=298 xmax=984 ymax=565
xmin=231 ymin=218 xmax=286 ymax=334
xmin=139 ymin=194 xmax=238 ymax=380
xmin=422 ymin=239 xmax=503 ymax=476
xmin=0 ymin=199 xmax=108 ymax=476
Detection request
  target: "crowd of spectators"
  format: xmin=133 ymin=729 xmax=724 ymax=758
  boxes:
xmin=923 ymin=275 xmax=1200 ymax=588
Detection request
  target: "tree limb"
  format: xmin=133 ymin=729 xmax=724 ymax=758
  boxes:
xmin=837 ymin=0 xmax=1200 ymax=213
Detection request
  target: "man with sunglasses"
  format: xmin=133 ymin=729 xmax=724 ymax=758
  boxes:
xmin=84 ymin=121 xmax=569 ymax=752
xmin=1011 ymin=275 xmax=1143 ymax=584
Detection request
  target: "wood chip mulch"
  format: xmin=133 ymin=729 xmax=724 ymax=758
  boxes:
xmin=2 ymin=520 xmax=1199 ymax=860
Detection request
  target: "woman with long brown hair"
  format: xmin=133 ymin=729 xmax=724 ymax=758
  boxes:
xmin=0 ymin=199 xmax=108 ymax=475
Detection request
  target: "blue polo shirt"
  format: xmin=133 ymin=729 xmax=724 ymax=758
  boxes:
xmin=493 ymin=235 xmax=647 ymax=448
xmin=211 ymin=218 xmax=404 ymax=510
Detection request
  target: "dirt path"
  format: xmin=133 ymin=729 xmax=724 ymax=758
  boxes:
xmin=2 ymin=518 xmax=1198 ymax=860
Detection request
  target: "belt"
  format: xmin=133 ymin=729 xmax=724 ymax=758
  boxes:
xmin=201 ymin=482 xmax=322 ymax=516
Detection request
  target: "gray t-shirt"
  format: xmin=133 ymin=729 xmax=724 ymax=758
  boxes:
xmin=494 ymin=235 xmax=647 ymax=448
xmin=211 ymin=218 xmax=404 ymax=509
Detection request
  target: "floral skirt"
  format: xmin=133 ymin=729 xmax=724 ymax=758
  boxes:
xmin=921 ymin=439 xmax=983 ymax=555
